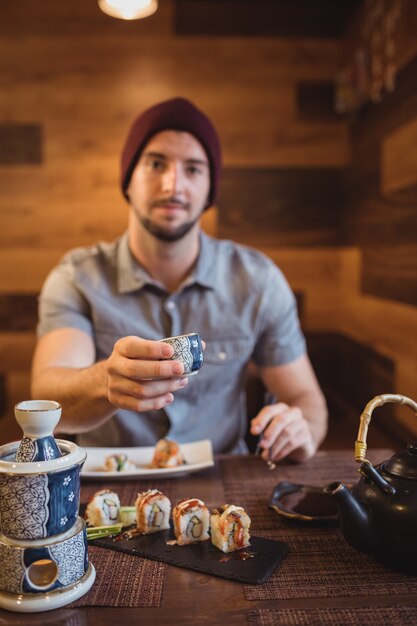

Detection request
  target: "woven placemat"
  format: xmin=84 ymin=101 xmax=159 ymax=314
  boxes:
xmin=70 ymin=545 xmax=167 ymax=607
xmin=218 ymin=452 xmax=417 ymax=602
xmin=219 ymin=450 xmax=391 ymax=532
xmin=70 ymin=477 xmax=179 ymax=607
xmin=219 ymin=455 xmax=350 ymax=532
xmin=244 ymin=529 xmax=417 ymax=600
xmin=247 ymin=606 xmax=417 ymax=626
xmin=220 ymin=450 xmax=391 ymax=488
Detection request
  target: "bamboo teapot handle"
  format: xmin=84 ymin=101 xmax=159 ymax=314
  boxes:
xmin=355 ymin=394 xmax=417 ymax=463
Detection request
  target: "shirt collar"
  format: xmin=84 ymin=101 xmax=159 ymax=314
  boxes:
xmin=116 ymin=231 xmax=217 ymax=294
xmin=117 ymin=232 xmax=157 ymax=293
xmin=189 ymin=232 xmax=217 ymax=290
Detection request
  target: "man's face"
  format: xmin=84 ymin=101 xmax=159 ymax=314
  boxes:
xmin=126 ymin=130 xmax=211 ymax=242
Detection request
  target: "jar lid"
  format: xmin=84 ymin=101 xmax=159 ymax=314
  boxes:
xmin=383 ymin=443 xmax=417 ymax=480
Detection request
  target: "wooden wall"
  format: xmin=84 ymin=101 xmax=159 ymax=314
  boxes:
xmin=338 ymin=0 xmax=417 ymax=434
xmin=0 ymin=0 xmax=415 ymax=445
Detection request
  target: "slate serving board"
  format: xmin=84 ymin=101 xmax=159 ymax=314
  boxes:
xmin=90 ymin=530 xmax=289 ymax=585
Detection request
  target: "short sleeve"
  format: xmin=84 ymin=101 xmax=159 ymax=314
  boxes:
xmin=252 ymin=262 xmax=306 ymax=367
xmin=36 ymin=260 xmax=93 ymax=338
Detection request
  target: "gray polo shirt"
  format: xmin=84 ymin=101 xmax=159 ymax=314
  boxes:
xmin=37 ymin=231 xmax=306 ymax=453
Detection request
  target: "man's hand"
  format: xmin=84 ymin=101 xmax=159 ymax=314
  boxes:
xmin=106 ymin=336 xmax=189 ymax=412
xmin=250 ymin=402 xmax=316 ymax=463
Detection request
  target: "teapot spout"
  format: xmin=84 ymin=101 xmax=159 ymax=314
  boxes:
xmin=322 ymin=482 xmax=377 ymax=554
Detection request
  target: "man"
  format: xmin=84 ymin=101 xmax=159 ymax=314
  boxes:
xmin=31 ymin=97 xmax=327 ymax=462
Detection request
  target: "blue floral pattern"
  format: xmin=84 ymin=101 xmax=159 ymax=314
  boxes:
xmin=50 ymin=532 xmax=86 ymax=586
xmin=0 ymin=475 xmax=49 ymax=539
xmin=0 ymin=544 xmax=25 ymax=594
xmin=45 ymin=443 xmax=56 ymax=460
xmin=168 ymin=337 xmax=194 ymax=371
xmin=15 ymin=438 xmax=37 ymax=462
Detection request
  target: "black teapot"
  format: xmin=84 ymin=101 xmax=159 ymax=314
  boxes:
xmin=271 ymin=394 xmax=417 ymax=574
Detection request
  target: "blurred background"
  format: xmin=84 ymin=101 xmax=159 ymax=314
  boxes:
xmin=0 ymin=0 xmax=416 ymax=446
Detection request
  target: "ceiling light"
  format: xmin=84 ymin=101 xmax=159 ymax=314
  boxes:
xmin=98 ymin=0 xmax=158 ymax=20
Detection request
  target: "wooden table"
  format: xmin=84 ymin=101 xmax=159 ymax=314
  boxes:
xmin=2 ymin=449 xmax=417 ymax=626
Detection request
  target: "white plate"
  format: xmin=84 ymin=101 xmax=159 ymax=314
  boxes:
xmin=81 ymin=439 xmax=214 ymax=480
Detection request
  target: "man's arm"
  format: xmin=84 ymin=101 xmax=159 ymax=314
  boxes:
xmin=31 ymin=327 xmax=188 ymax=434
xmin=250 ymin=354 xmax=328 ymax=462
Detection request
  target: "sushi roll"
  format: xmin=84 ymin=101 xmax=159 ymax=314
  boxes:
xmin=151 ymin=438 xmax=184 ymax=468
xmin=104 ymin=453 xmax=136 ymax=472
xmin=210 ymin=504 xmax=251 ymax=553
xmin=172 ymin=498 xmax=210 ymax=545
xmin=135 ymin=489 xmax=171 ymax=534
xmin=85 ymin=489 xmax=120 ymax=527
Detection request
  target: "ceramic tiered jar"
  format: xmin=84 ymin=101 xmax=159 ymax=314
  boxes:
xmin=0 ymin=400 xmax=95 ymax=612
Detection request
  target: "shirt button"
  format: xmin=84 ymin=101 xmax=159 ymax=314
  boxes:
xmin=166 ymin=301 xmax=176 ymax=310
xmin=218 ymin=351 xmax=227 ymax=361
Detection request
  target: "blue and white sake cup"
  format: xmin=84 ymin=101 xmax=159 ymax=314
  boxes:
xmin=0 ymin=516 xmax=90 ymax=596
xmin=162 ymin=332 xmax=204 ymax=376
xmin=0 ymin=440 xmax=86 ymax=540
xmin=15 ymin=400 xmax=62 ymax=462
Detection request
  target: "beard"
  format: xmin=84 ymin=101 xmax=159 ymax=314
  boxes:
xmin=133 ymin=200 xmax=204 ymax=242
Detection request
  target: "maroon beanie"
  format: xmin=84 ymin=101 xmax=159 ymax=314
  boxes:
xmin=121 ymin=97 xmax=222 ymax=208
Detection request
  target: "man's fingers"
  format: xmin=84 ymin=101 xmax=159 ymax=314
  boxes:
xmin=108 ymin=352 xmax=184 ymax=380
xmin=108 ymin=391 xmax=175 ymax=412
xmin=115 ymin=336 xmax=174 ymax=360
xmin=110 ymin=374 xmax=188 ymax=398
xmin=250 ymin=403 xmax=289 ymax=435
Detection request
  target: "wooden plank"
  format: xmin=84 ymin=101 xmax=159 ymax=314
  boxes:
xmin=306 ymin=331 xmax=395 ymax=418
xmin=0 ymin=249 xmax=64 ymax=293
xmin=330 ymin=246 xmax=417 ymax=389
xmin=338 ymin=286 xmax=417 ymax=375
xmin=396 ymin=0 xmax=417 ymax=70
xmin=381 ymin=116 xmax=417 ymax=195
xmin=0 ymin=373 xmax=32 ymax=446
xmin=256 ymin=247 xmax=348 ymax=330
xmin=335 ymin=245 xmax=417 ymax=431
xmin=395 ymin=357 xmax=417 ymax=434
xmin=175 ymin=0 xmax=363 ymax=38
xmin=338 ymin=55 xmax=417 ymax=229
xmin=220 ymin=121 xmax=350 ymax=168
xmin=0 ymin=295 xmax=38 ymax=332
xmin=0 ymin=124 xmax=42 ymax=164
xmin=0 ymin=33 xmax=348 ymax=170
xmin=296 ymin=81 xmax=338 ymax=121
xmin=341 ymin=183 xmax=417 ymax=247
xmin=0 ymin=37 xmax=343 ymax=83
xmin=362 ymin=244 xmax=417 ymax=307
xmin=0 ymin=0 xmax=173 ymax=37
xmin=218 ymin=168 xmax=343 ymax=247
xmin=0 ymin=373 xmax=5 ymax=415
xmin=349 ymin=54 xmax=417 ymax=151
xmin=201 ymin=206 xmax=218 ymax=237
xmin=0 ymin=333 xmax=36 ymax=370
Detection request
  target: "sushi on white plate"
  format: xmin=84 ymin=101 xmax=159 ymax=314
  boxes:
xmin=135 ymin=489 xmax=171 ymax=534
xmin=85 ymin=489 xmax=120 ymax=527
xmin=151 ymin=438 xmax=184 ymax=468
xmin=104 ymin=453 xmax=136 ymax=472
xmin=172 ymin=498 xmax=210 ymax=545
xmin=210 ymin=504 xmax=251 ymax=553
